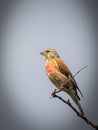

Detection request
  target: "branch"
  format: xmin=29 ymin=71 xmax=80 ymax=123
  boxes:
xmin=73 ymin=65 xmax=88 ymax=77
xmin=51 ymin=65 xmax=98 ymax=130
xmin=52 ymin=94 xmax=98 ymax=130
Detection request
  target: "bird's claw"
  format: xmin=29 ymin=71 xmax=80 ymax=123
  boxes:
xmin=51 ymin=89 xmax=59 ymax=97
xmin=51 ymin=91 xmax=56 ymax=97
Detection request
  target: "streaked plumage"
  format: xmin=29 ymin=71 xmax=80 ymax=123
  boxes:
xmin=40 ymin=49 xmax=84 ymax=115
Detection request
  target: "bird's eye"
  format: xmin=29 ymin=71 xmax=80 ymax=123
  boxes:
xmin=46 ymin=51 xmax=50 ymax=53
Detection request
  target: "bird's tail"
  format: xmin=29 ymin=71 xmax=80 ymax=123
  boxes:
xmin=68 ymin=91 xmax=84 ymax=115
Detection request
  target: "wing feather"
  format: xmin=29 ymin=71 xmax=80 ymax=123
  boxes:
xmin=55 ymin=58 xmax=83 ymax=97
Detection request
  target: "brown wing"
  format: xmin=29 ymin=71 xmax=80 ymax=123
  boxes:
xmin=55 ymin=58 xmax=83 ymax=98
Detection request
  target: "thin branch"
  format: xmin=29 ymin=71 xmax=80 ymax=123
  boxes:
xmin=51 ymin=65 xmax=98 ymax=130
xmin=52 ymin=94 xmax=98 ymax=130
xmin=73 ymin=65 xmax=88 ymax=77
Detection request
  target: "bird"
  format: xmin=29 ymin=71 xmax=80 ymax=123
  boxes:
xmin=40 ymin=48 xmax=84 ymax=115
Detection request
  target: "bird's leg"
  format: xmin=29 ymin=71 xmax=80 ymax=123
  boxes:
xmin=51 ymin=89 xmax=62 ymax=97
xmin=51 ymin=89 xmax=59 ymax=97
xmin=60 ymin=83 xmax=65 ymax=89
xmin=51 ymin=84 xmax=65 ymax=97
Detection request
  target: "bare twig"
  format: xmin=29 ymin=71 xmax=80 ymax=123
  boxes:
xmin=52 ymin=94 xmax=98 ymax=130
xmin=51 ymin=65 xmax=98 ymax=130
xmin=73 ymin=65 xmax=88 ymax=77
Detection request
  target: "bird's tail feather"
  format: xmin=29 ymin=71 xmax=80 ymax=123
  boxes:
xmin=69 ymin=91 xmax=84 ymax=115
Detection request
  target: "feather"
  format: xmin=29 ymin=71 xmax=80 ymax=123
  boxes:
xmin=55 ymin=58 xmax=84 ymax=98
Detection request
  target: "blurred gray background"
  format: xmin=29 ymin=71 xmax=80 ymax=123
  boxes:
xmin=0 ymin=0 xmax=98 ymax=130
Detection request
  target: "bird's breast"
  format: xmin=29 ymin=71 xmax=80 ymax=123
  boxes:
xmin=45 ymin=60 xmax=58 ymax=75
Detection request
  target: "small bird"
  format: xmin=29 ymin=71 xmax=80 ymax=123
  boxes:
xmin=40 ymin=48 xmax=84 ymax=115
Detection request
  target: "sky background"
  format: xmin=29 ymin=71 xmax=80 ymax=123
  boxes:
xmin=0 ymin=0 xmax=98 ymax=130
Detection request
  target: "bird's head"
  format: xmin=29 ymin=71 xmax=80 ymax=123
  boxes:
xmin=40 ymin=49 xmax=60 ymax=60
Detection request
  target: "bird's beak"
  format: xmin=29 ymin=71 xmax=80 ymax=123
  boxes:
xmin=40 ymin=52 xmax=44 ymax=56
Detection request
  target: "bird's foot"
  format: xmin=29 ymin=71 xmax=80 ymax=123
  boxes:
xmin=60 ymin=83 xmax=65 ymax=89
xmin=51 ymin=89 xmax=57 ymax=97
xmin=51 ymin=85 xmax=65 ymax=97
xmin=51 ymin=88 xmax=62 ymax=97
